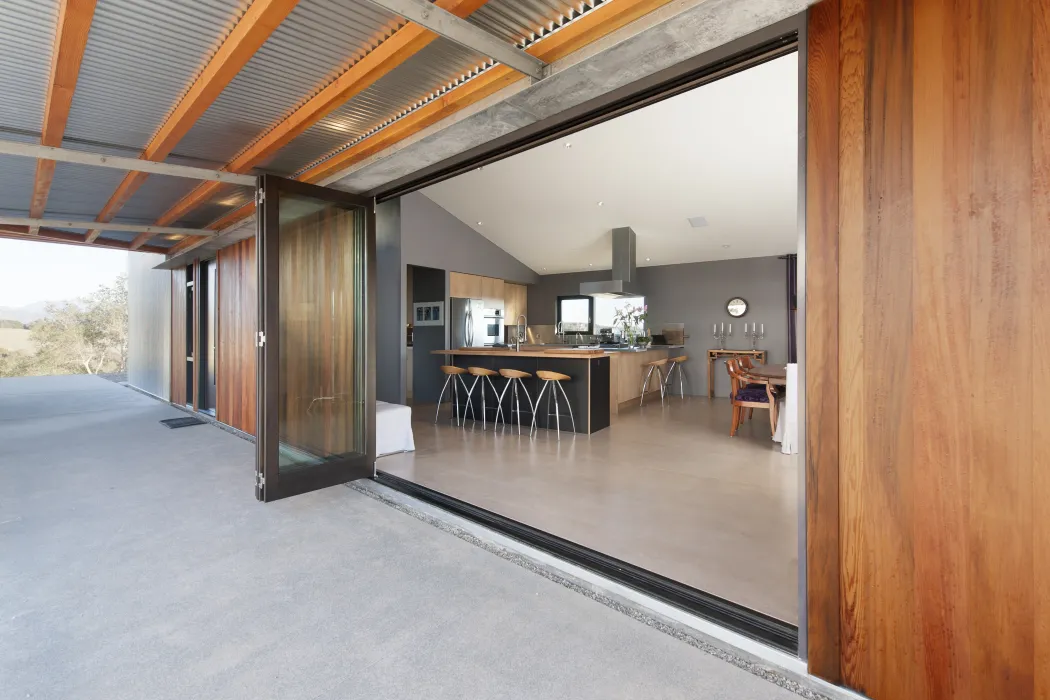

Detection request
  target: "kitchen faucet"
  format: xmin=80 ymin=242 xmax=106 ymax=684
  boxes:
xmin=514 ymin=315 xmax=527 ymax=351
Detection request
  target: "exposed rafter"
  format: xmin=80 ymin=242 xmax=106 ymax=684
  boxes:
xmin=0 ymin=140 xmax=256 ymax=185
xmin=142 ymin=0 xmax=491 ymax=250
xmin=0 ymin=216 xmax=215 ymax=237
xmin=156 ymin=0 xmax=679 ymax=256
xmin=364 ymin=0 xmax=546 ymax=80
xmin=0 ymin=225 xmax=168 ymax=254
xmin=92 ymin=0 xmax=299 ymax=225
xmin=299 ymin=0 xmax=680 ymax=184
xmin=30 ymin=0 xmax=98 ymax=218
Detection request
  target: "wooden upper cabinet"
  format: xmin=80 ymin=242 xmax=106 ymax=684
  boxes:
xmin=482 ymin=276 xmax=504 ymax=308
xmin=449 ymin=271 xmax=482 ymax=299
xmin=504 ymin=283 xmax=527 ymax=320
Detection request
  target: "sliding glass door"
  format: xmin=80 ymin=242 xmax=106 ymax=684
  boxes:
xmin=255 ymin=175 xmax=376 ymax=502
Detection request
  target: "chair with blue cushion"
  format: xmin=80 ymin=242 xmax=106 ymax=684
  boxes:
xmin=725 ymin=357 xmax=778 ymax=436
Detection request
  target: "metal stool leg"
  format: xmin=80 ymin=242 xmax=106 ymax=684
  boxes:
xmin=464 ymin=376 xmax=479 ymax=423
xmin=640 ymin=366 xmax=655 ymax=407
xmin=555 ymin=380 xmax=577 ymax=434
xmin=484 ymin=375 xmax=500 ymax=430
xmin=434 ymin=374 xmax=453 ymax=424
xmin=517 ymin=379 xmax=535 ymax=436
xmin=530 ymin=380 xmax=550 ymax=437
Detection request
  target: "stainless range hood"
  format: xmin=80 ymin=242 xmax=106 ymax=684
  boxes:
xmin=580 ymin=226 xmax=641 ymax=298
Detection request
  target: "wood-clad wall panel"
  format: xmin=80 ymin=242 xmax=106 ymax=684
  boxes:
xmin=804 ymin=0 xmax=840 ymax=683
xmin=806 ymin=0 xmax=1049 ymax=697
xmin=217 ymin=237 xmax=257 ymax=435
xmin=279 ymin=207 xmax=362 ymax=456
xmin=170 ymin=266 xmax=187 ymax=406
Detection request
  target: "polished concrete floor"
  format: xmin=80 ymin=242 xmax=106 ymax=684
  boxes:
xmin=1 ymin=375 xmax=801 ymax=699
xmin=380 ymin=396 xmax=799 ymax=623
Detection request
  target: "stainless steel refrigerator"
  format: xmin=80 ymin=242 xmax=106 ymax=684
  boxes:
xmin=450 ymin=297 xmax=485 ymax=348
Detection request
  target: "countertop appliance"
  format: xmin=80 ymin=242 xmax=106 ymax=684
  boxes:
xmin=450 ymin=297 xmax=486 ymax=348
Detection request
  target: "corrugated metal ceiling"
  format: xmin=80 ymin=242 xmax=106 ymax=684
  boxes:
xmin=173 ymin=0 xmax=404 ymax=166
xmin=65 ymin=0 xmax=251 ymax=152
xmin=262 ymin=37 xmax=488 ymax=175
xmin=0 ymin=0 xmax=615 ymax=247
xmin=0 ymin=0 xmax=59 ymax=138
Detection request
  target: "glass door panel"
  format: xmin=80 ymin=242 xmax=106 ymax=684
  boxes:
xmin=256 ymin=175 xmax=375 ymax=502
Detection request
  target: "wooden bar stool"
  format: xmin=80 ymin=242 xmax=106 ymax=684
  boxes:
xmin=435 ymin=365 xmax=470 ymax=426
xmin=495 ymin=369 xmax=534 ymax=435
xmin=663 ymin=355 xmax=689 ymax=398
xmin=465 ymin=367 xmax=501 ymax=429
xmin=639 ymin=358 xmax=668 ymax=406
xmin=531 ymin=371 xmax=575 ymax=438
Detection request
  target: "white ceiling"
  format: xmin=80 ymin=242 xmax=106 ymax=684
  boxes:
xmin=422 ymin=53 xmax=799 ymax=275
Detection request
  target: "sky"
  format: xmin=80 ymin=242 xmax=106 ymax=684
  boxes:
xmin=0 ymin=240 xmax=128 ymax=307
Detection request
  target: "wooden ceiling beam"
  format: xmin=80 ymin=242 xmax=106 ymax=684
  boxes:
xmin=298 ymin=0 xmax=679 ymax=184
xmin=157 ymin=0 xmax=677 ymax=251
xmin=149 ymin=0 xmax=490 ymax=238
xmin=93 ymin=0 xmax=299 ymax=224
xmin=29 ymin=0 xmax=98 ymax=218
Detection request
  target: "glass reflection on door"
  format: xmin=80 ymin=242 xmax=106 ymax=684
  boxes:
xmin=276 ymin=194 xmax=367 ymax=472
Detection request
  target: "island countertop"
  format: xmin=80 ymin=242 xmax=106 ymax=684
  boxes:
xmin=431 ymin=348 xmax=606 ymax=359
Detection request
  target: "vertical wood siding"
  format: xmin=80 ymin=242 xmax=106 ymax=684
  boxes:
xmin=806 ymin=0 xmax=1049 ymax=697
xmin=217 ymin=237 xmax=257 ymax=435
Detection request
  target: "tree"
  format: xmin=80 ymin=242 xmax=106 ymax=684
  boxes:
xmin=28 ymin=275 xmax=128 ymax=376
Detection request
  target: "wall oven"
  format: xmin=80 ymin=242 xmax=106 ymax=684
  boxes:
xmin=482 ymin=309 xmax=504 ymax=345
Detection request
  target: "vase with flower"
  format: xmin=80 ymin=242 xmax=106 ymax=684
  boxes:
xmin=612 ymin=303 xmax=648 ymax=348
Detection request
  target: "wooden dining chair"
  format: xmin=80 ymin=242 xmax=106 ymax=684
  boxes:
xmin=725 ymin=358 xmax=778 ymax=436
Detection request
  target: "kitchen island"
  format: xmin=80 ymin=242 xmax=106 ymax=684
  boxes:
xmin=432 ymin=348 xmax=610 ymax=433
xmin=432 ymin=345 xmax=687 ymax=431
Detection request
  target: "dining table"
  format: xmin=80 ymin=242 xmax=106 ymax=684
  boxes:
xmin=747 ymin=363 xmax=788 ymax=385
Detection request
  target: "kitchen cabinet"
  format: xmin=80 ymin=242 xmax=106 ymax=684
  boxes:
xmin=449 ymin=272 xmax=482 ymax=299
xmin=504 ymin=282 xmax=527 ymax=321
xmin=482 ymin=276 xmax=504 ymax=308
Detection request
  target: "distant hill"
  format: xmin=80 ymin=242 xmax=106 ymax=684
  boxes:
xmin=0 ymin=301 xmax=54 ymax=325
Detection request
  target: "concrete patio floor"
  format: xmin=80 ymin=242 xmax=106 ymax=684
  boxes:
xmin=1 ymin=375 xmax=803 ymax=699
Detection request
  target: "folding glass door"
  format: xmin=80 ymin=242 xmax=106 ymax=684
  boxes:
xmin=255 ymin=175 xmax=376 ymax=502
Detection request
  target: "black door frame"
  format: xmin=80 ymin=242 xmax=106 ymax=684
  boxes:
xmin=368 ymin=16 xmax=807 ymax=655
xmin=255 ymin=174 xmax=377 ymax=502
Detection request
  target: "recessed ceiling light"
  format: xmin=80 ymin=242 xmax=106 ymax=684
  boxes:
xmin=645 ymin=257 xmax=651 ymax=262
xmin=564 ymin=142 xmax=572 ymax=149
xmin=542 ymin=267 xmax=547 ymax=271
xmin=588 ymin=263 xmax=593 ymax=267
xmin=477 ymin=221 xmax=483 ymax=226
xmin=597 ymin=201 xmax=603 ymax=207
xmin=688 ymin=216 xmax=709 ymax=228
xmin=722 ymin=244 xmax=731 ymax=249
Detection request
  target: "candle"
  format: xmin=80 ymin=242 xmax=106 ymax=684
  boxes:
xmin=744 ymin=323 xmax=749 ymax=334
xmin=728 ymin=323 xmax=732 ymax=335
xmin=721 ymin=322 xmax=724 ymax=334
xmin=761 ymin=323 xmax=764 ymax=334
xmin=713 ymin=323 xmax=716 ymax=335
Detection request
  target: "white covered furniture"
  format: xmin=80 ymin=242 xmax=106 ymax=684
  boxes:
xmin=376 ymin=401 xmax=415 ymax=456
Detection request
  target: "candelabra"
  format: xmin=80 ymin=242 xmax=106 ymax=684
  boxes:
xmin=712 ymin=323 xmax=732 ymax=350
xmin=743 ymin=322 xmax=765 ymax=350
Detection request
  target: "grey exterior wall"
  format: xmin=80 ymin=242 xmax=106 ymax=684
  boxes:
xmin=527 ymin=256 xmax=790 ymax=397
xmin=127 ymin=253 xmax=170 ymax=400
xmin=376 ymin=199 xmax=403 ymax=404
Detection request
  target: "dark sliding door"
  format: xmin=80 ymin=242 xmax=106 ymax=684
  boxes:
xmin=256 ymin=175 xmax=376 ymax=502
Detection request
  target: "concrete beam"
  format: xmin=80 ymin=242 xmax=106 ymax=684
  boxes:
xmin=365 ymin=0 xmax=547 ymax=80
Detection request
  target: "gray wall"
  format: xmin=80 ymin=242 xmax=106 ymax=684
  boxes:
xmin=400 ymin=192 xmax=538 ymax=283
xmin=376 ymin=192 xmax=539 ymax=404
xmin=127 ymin=253 xmax=171 ymax=400
xmin=410 ymin=266 xmax=448 ymax=404
xmin=376 ymin=199 xmax=403 ymax=404
xmin=527 ymin=256 xmax=790 ymax=397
